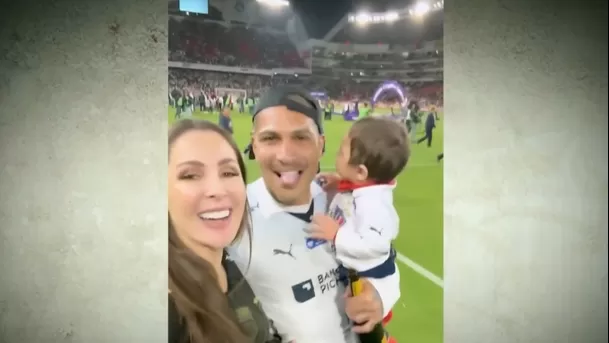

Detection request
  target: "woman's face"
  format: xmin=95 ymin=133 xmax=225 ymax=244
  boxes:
xmin=169 ymin=129 xmax=246 ymax=251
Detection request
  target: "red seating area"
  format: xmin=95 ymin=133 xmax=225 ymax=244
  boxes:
xmin=169 ymin=16 xmax=306 ymax=69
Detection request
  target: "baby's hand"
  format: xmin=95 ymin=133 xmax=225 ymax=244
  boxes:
xmin=307 ymin=214 xmax=340 ymax=241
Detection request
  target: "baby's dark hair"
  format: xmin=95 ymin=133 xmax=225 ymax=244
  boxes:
xmin=347 ymin=117 xmax=410 ymax=183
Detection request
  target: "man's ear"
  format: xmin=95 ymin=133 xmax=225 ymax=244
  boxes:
xmin=318 ymin=135 xmax=325 ymax=156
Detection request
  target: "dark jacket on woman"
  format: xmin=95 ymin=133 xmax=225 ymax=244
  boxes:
xmin=169 ymin=254 xmax=281 ymax=343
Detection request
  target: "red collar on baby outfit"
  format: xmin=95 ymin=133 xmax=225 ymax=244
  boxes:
xmin=336 ymin=179 xmax=395 ymax=192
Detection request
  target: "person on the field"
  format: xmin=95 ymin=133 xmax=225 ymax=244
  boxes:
xmin=359 ymin=102 xmax=371 ymax=118
xmin=238 ymin=96 xmax=245 ymax=113
xmin=243 ymin=142 xmax=253 ymax=158
xmin=189 ymin=92 xmax=195 ymax=113
xmin=181 ymin=94 xmax=191 ymax=117
xmin=198 ymin=92 xmax=206 ymax=112
xmin=219 ymin=107 xmax=233 ymax=135
xmin=204 ymin=93 xmax=211 ymax=112
xmin=431 ymin=106 xmax=440 ymax=120
xmin=243 ymin=129 xmax=255 ymax=160
xmin=407 ymin=101 xmax=420 ymax=142
xmin=311 ymin=117 xmax=410 ymax=338
xmin=324 ymin=101 xmax=332 ymax=120
xmin=175 ymin=95 xmax=183 ymax=119
xmin=228 ymin=86 xmax=396 ymax=343
xmin=417 ymin=111 xmax=436 ymax=147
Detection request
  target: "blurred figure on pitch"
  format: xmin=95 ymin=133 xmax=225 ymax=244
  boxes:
xmin=169 ymin=92 xmax=175 ymax=108
xmin=324 ymin=101 xmax=333 ymax=120
xmin=175 ymin=94 xmax=184 ymax=119
xmin=219 ymin=107 xmax=233 ymax=135
xmin=407 ymin=101 xmax=421 ymax=143
xmin=204 ymin=94 xmax=212 ymax=113
xmin=198 ymin=91 xmax=207 ymax=112
xmin=189 ymin=91 xmax=195 ymax=113
xmin=247 ymin=96 xmax=255 ymax=115
xmin=431 ymin=106 xmax=440 ymax=120
xmin=359 ymin=102 xmax=371 ymax=118
xmin=417 ymin=110 xmax=437 ymax=147
xmin=238 ymin=95 xmax=245 ymax=113
xmin=243 ymin=129 xmax=255 ymax=160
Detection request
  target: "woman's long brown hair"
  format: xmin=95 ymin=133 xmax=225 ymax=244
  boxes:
xmin=168 ymin=119 xmax=252 ymax=343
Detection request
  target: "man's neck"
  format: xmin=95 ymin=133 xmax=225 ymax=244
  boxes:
xmin=276 ymin=191 xmax=312 ymax=208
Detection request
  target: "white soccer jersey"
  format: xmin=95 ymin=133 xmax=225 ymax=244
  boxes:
xmin=329 ymin=184 xmax=401 ymax=316
xmin=228 ymin=179 xmax=400 ymax=343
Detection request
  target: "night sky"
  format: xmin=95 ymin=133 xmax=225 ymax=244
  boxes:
xmin=169 ymin=0 xmax=423 ymax=40
xmin=290 ymin=0 xmax=417 ymax=39
xmin=290 ymin=0 xmax=351 ymax=38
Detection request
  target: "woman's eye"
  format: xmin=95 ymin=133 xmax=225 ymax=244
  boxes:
xmin=222 ymin=171 xmax=239 ymax=178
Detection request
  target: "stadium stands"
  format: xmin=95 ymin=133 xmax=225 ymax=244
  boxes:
xmin=169 ymin=16 xmax=306 ymax=69
xmin=168 ymin=0 xmax=443 ymax=105
xmin=168 ymin=69 xmax=298 ymax=98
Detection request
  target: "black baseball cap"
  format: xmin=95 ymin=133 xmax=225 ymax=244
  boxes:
xmin=252 ymin=85 xmax=323 ymax=135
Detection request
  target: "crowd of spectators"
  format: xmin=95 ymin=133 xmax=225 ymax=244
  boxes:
xmin=169 ymin=16 xmax=306 ymax=70
xmin=169 ymin=68 xmax=442 ymax=105
xmin=168 ymin=69 xmax=296 ymax=98
xmin=168 ymin=15 xmax=442 ymax=105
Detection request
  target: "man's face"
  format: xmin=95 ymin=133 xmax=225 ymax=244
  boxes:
xmin=252 ymin=106 xmax=324 ymax=205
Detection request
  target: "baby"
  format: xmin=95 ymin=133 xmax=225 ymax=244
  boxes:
xmin=308 ymin=116 xmax=411 ymax=334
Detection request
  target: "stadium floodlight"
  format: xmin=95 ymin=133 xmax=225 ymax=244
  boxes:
xmin=256 ymin=0 xmax=290 ymax=8
xmin=355 ymin=12 xmax=372 ymax=24
xmin=413 ymin=2 xmax=431 ymax=16
xmin=385 ymin=11 xmax=399 ymax=22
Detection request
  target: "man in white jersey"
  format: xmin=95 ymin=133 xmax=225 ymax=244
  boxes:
xmin=228 ymin=86 xmax=398 ymax=343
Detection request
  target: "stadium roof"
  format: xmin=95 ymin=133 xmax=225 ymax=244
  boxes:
xmin=168 ymin=0 xmax=442 ymax=46
xmin=289 ymin=0 xmax=442 ymax=42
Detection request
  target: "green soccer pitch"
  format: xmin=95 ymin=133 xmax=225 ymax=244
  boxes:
xmin=168 ymin=108 xmax=444 ymax=343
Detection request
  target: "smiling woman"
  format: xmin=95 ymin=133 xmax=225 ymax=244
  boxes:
xmin=168 ymin=119 xmax=282 ymax=343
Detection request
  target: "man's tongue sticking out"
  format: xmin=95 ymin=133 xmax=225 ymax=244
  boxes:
xmin=279 ymin=171 xmax=300 ymax=187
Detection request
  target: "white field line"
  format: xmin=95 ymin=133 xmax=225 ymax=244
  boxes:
xmin=396 ymin=251 xmax=444 ymax=288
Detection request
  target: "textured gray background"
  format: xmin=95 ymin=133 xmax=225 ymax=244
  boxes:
xmin=0 ymin=0 xmax=168 ymax=342
xmin=444 ymin=0 xmax=608 ymax=342
xmin=0 ymin=0 xmax=607 ymax=342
